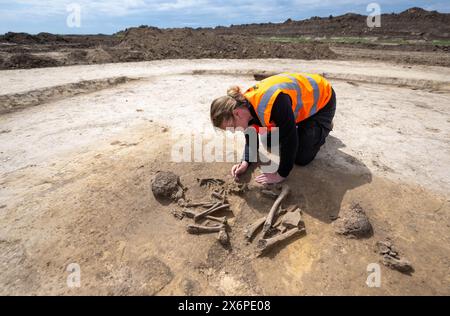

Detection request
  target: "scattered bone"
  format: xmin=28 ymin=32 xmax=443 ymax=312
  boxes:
xmin=376 ymin=240 xmax=414 ymax=274
xmin=260 ymin=189 xmax=278 ymax=199
xmin=211 ymin=191 xmax=223 ymax=200
xmin=263 ymin=184 xmax=290 ymax=236
xmin=271 ymin=206 xmax=289 ymax=228
xmin=257 ymin=228 xmax=305 ymax=256
xmin=285 ymin=205 xmax=299 ymax=213
xmin=245 ymin=217 xmax=266 ymax=241
xmin=198 ymin=177 xmax=247 ymax=197
xmin=195 ymin=202 xmax=221 ymax=217
xmin=376 ymin=240 xmax=399 ymax=257
xmin=186 ymin=224 xmax=225 ymax=234
xmin=382 ymin=256 xmax=414 ymax=274
xmin=197 ymin=178 xmax=225 ymax=188
xmin=245 ymin=205 xmax=287 ymax=241
xmin=281 ymin=209 xmax=303 ymax=229
xmin=182 ymin=209 xmax=197 ymax=218
xmin=200 ymin=203 xmax=219 ymax=208
xmin=194 ymin=203 xmax=230 ymax=222
xmin=208 ymin=216 xmax=228 ymax=225
xmin=272 ymin=218 xmax=283 ymax=231
xmin=226 ymin=181 xmax=248 ymax=195
xmin=171 ymin=209 xmax=185 ymax=220
xmin=178 ymin=199 xmax=216 ymax=208
xmin=168 ymin=178 xmax=303 ymax=255
xmin=192 ymin=202 xmax=220 ymax=221
xmin=182 ymin=209 xmax=227 ymax=224
xmin=211 ymin=190 xmax=227 ymax=203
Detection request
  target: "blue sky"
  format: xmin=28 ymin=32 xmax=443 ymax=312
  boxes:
xmin=1 ymin=0 xmax=449 ymax=35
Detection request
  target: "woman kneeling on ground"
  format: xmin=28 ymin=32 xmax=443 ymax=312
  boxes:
xmin=210 ymin=72 xmax=336 ymax=185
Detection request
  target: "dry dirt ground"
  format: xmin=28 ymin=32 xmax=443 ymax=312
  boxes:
xmin=0 ymin=59 xmax=449 ymax=295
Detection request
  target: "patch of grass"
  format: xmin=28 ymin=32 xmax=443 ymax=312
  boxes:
xmin=257 ymin=36 xmax=378 ymax=45
xmin=256 ymin=36 xmax=312 ymax=43
xmin=432 ymin=39 xmax=450 ymax=46
xmin=329 ymin=36 xmax=374 ymax=44
xmin=257 ymin=36 xmax=450 ymax=47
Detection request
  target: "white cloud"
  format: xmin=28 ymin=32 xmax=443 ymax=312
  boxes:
xmin=158 ymin=0 xmax=208 ymax=11
xmin=0 ymin=0 xmax=212 ymax=16
xmin=0 ymin=0 xmax=442 ymax=19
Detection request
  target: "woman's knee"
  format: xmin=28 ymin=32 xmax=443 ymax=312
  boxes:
xmin=295 ymin=152 xmax=316 ymax=166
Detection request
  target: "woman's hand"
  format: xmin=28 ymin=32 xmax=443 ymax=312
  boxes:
xmin=231 ymin=161 xmax=249 ymax=180
xmin=255 ymin=172 xmax=285 ymax=185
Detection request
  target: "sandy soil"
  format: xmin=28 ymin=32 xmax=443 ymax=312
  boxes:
xmin=0 ymin=59 xmax=449 ymax=295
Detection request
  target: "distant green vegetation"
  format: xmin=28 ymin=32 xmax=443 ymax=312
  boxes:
xmin=432 ymin=39 xmax=450 ymax=46
xmin=256 ymin=36 xmax=312 ymax=44
xmin=257 ymin=36 xmax=449 ymax=46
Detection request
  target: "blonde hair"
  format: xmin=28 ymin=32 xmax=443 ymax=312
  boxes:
xmin=210 ymin=85 xmax=246 ymax=128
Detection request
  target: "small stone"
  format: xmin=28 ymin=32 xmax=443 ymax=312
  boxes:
xmin=171 ymin=209 xmax=185 ymax=220
xmin=177 ymin=198 xmax=186 ymax=207
xmin=376 ymin=239 xmax=413 ymax=274
xmin=382 ymin=255 xmax=414 ymax=274
xmin=217 ymin=229 xmax=229 ymax=246
xmin=181 ymin=278 xmax=199 ymax=296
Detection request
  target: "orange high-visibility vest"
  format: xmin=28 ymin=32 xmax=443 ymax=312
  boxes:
xmin=244 ymin=72 xmax=332 ymax=127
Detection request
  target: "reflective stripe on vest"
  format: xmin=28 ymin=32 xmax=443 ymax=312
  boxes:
xmin=278 ymin=74 xmax=303 ymax=120
xmin=244 ymin=72 xmax=331 ymax=126
xmin=257 ymin=80 xmax=301 ymax=127
xmin=304 ymin=75 xmax=320 ymax=116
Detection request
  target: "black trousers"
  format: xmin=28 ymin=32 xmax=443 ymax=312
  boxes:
xmin=295 ymin=88 xmax=336 ymax=166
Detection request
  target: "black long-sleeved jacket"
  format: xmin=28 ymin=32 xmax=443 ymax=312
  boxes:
xmin=242 ymin=93 xmax=297 ymax=177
